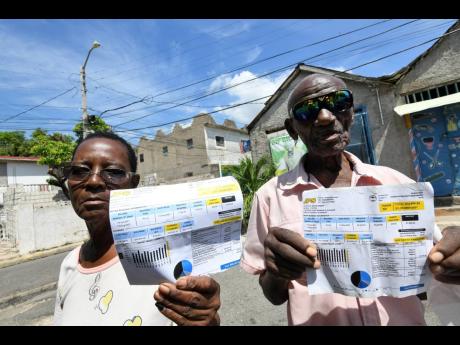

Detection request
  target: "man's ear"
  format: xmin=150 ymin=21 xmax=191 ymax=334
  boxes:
xmin=284 ymin=118 xmax=298 ymax=141
xmin=131 ymin=174 xmax=140 ymax=188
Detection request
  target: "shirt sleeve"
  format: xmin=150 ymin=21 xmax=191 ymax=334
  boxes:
xmin=240 ymin=191 xmax=270 ymax=275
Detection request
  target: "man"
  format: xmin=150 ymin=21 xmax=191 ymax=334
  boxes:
xmin=240 ymin=73 xmax=460 ymax=325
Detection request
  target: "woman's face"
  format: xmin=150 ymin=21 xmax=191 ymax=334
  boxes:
xmin=68 ymin=138 xmax=137 ymax=223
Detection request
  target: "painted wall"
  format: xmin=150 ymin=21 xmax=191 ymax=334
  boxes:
xmin=6 ymin=161 xmax=49 ymax=185
xmin=249 ymin=69 xmax=415 ymax=178
xmin=204 ymin=126 xmax=251 ymax=165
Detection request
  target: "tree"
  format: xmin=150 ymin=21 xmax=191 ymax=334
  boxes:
xmin=0 ymin=131 xmax=32 ymax=156
xmin=223 ymin=155 xmax=276 ymax=233
xmin=29 ymin=129 xmax=76 ymax=197
xmin=73 ymin=115 xmax=111 ymax=142
xmin=28 ymin=117 xmax=112 ymax=198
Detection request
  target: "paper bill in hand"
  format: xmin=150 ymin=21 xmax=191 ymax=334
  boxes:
xmin=109 ymin=176 xmax=243 ymax=285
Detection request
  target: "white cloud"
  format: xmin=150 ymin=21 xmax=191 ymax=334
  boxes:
xmin=199 ymin=22 xmax=251 ymax=40
xmin=209 ymin=69 xmax=292 ymax=124
xmin=245 ymin=46 xmax=262 ymax=63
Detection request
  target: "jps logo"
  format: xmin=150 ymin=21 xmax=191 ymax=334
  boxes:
xmin=304 ymin=198 xmax=317 ymax=204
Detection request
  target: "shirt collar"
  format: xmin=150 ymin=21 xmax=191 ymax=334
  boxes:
xmin=278 ymin=151 xmax=383 ymax=191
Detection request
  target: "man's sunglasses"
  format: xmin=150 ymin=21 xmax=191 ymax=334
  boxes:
xmin=63 ymin=165 xmax=133 ymax=186
xmin=290 ymin=89 xmax=353 ymax=122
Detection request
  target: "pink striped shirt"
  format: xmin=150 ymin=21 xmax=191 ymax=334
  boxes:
xmin=241 ymin=152 xmax=426 ymax=326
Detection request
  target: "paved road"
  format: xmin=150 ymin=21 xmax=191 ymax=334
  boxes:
xmin=0 ymin=250 xmax=442 ymax=326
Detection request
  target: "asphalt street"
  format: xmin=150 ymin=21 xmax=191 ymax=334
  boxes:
xmin=0 ymin=250 xmax=442 ymax=326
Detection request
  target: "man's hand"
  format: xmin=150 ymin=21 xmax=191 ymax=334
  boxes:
xmin=264 ymin=227 xmax=320 ymax=281
xmin=154 ymin=276 xmax=221 ymax=326
xmin=429 ymin=226 xmax=460 ymax=284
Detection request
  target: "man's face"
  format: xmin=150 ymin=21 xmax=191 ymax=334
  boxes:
xmin=286 ymin=74 xmax=354 ymax=157
xmin=68 ymin=138 xmax=137 ymax=222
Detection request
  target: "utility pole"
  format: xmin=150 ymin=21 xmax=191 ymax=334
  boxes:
xmin=80 ymin=41 xmax=101 ymax=139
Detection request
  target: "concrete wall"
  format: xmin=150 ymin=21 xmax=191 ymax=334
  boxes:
xmin=0 ymin=163 xmax=7 ymax=186
xmin=137 ymin=114 xmax=249 ymax=184
xmin=4 ymin=186 xmax=87 ymax=255
xmin=249 ymin=69 xmax=415 ymax=178
xmin=6 ymin=161 xmax=49 ymax=185
xmin=204 ymin=126 xmax=250 ymax=165
xmin=395 ymin=24 xmax=460 ymax=99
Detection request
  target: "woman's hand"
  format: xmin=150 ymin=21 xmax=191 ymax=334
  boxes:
xmin=154 ymin=276 xmax=221 ymax=325
xmin=429 ymin=226 xmax=460 ymax=284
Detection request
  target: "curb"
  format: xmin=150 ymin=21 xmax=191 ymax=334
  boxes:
xmin=0 ymin=281 xmax=57 ymax=310
xmin=0 ymin=242 xmax=82 ymax=269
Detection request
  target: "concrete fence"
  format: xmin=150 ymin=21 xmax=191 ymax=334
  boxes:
xmin=0 ymin=185 xmax=88 ymax=255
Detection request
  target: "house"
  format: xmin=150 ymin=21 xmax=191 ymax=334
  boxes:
xmin=0 ymin=156 xmax=49 ymax=187
xmin=136 ymin=113 xmax=251 ymax=185
xmin=247 ymin=20 xmax=460 ymax=198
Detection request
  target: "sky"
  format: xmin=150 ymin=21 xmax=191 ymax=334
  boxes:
xmin=0 ymin=19 xmax=456 ymax=146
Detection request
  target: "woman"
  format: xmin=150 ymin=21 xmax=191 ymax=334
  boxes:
xmin=54 ymin=132 xmax=220 ymax=326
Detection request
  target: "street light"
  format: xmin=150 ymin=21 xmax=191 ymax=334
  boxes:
xmin=80 ymin=40 xmax=101 ymax=139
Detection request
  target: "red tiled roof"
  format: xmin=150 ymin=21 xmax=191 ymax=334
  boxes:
xmin=0 ymin=156 xmax=40 ymax=162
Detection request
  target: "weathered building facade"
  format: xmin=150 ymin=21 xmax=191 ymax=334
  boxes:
xmin=247 ymin=21 xmax=460 ymax=197
xmin=137 ymin=114 xmax=251 ymax=185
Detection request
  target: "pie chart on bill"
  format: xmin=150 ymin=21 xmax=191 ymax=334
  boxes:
xmin=173 ymin=260 xmax=193 ymax=279
xmin=350 ymin=271 xmax=371 ymax=288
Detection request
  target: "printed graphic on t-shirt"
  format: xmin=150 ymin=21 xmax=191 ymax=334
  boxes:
xmin=123 ymin=315 xmax=142 ymax=326
xmin=89 ymin=273 xmax=101 ymax=301
xmin=97 ymin=290 xmax=113 ymax=314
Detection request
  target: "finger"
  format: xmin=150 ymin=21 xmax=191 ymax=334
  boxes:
xmin=431 ymin=227 xmax=460 ymax=259
xmin=429 ymin=263 xmax=445 ymax=276
xmin=270 ymin=228 xmax=316 ymax=256
xmin=176 ymin=276 xmax=220 ymax=295
xmin=266 ymin=238 xmax=317 ymax=267
xmin=440 ymin=249 xmax=460 ymax=269
xmin=155 ymin=303 xmax=211 ymax=326
xmin=157 ymin=283 xmax=218 ymax=310
xmin=266 ymin=260 xmax=304 ymax=281
xmin=428 ymin=249 xmax=444 ymax=264
xmin=266 ymin=249 xmax=312 ymax=273
xmin=154 ymin=296 xmax=212 ymax=321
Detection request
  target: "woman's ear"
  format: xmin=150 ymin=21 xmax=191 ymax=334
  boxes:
xmin=284 ymin=118 xmax=298 ymax=141
xmin=131 ymin=174 xmax=140 ymax=188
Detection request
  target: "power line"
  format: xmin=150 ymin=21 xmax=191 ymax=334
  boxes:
xmin=99 ymin=20 xmax=450 ymax=125
xmin=114 ymin=95 xmax=270 ymax=133
xmin=0 ymin=87 xmax=76 ymax=123
xmin=113 ymin=20 xmax=420 ymax=129
xmin=92 ymin=20 xmax=245 ymax=78
xmin=114 ymin=26 xmax=460 ymax=136
xmin=92 ymin=19 xmax=446 ymax=123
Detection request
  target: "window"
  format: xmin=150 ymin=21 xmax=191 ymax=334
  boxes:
xmin=139 ymin=153 xmax=144 ymax=163
xmin=415 ymin=93 xmax=422 ymax=102
xmin=186 ymin=138 xmax=193 ymax=149
xmin=439 ymin=86 xmax=447 ymax=97
xmin=447 ymin=83 xmax=456 ymax=95
xmin=429 ymin=89 xmax=438 ymax=99
xmin=185 ymin=172 xmax=193 ymax=177
xmin=162 ymin=146 xmax=168 ymax=156
xmin=215 ymin=136 xmax=225 ymax=147
xmin=422 ymin=90 xmax=429 ymax=101
xmin=407 ymin=94 xmax=415 ymax=103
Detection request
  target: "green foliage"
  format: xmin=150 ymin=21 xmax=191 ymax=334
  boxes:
xmin=0 ymin=131 xmax=32 ymax=156
xmin=29 ymin=129 xmax=76 ymax=167
xmin=223 ymin=155 xmax=276 ymax=233
xmin=73 ymin=115 xmax=111 ymax=142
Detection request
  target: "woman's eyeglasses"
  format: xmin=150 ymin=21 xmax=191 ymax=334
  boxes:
xmin=290 ymin=89 xmax=353 ymax=122
xmin=63 ymin=165 xmax=132 ymax=186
